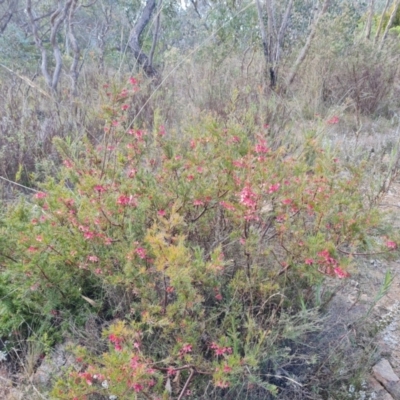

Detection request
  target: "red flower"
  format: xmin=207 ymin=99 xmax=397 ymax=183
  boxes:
xmin=268 ymin=183 xmax=280 ymax=194
xmin=334 ymin=266 xmax=350 ymax=279
xmin=94 ymin=185 xmax=106 ymax=193
xmin=34 ymin=192 xmax=47 ymax=199
xmin=220 ymin=201 xmax=235 ymax=211
xmin=254 ymin=139 xmax=269 ymax=154
xmin=386 ymin=240 xmax=397 ymax=250
xmin=136 ymin=247 xmax=147 ymax=259
xmin=132 ymin=383 xmax=143 ymax=392
xmin=239 ymin=185 xmax=257 ymax=209
xmin=327 ymin=116 xmax=339 ymax=124
xmin=117 ymin=195 xmax=137 ymax=207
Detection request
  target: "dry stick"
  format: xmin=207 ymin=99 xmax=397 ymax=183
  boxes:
xmin=375 ymin=0 xmax=391 ymax=42
xmin=177 ymin=368 xmax=195 ymax=400
xmin=380 ymin=0 xmax=400 ymax=47
xmin=287 ymin=0 xmax=330 ymax=86
xmin=0 ymin=174 xmax=40 ymax=192
xmin=365 ymin=0 xmax=375 ymax=39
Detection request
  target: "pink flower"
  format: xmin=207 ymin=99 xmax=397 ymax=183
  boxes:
xmin=282 ymin=198 xmax=292 ymax=205
xmin=231 ymin=136 xmax=241 ymax=143
xmin=132 ymin=383 xmax=143 ymax=392
xmin=158 ymin=125 xmax=166 ymax=136
xmin=63 ymin=159 xmax=73 ymax=168
xmin=233 ymin=159 xmax=246 ymax=168
xmin=78 ymin=372 xmax=93 ymax=386
xmin=220 ymin=201 xmax=235 ymax=211
xmin=268 ymin=183 xmax=280 ymax=193
xmin=87 ymin=255 xmax=99 ymax=263
xmin=128 ymin=168 xmax=137 ymax=178
xmin=386 ymin=240 xmax=397 ymax=249
xmin=327 ymin=116 xmax=339 ymax=124
xmin=254 ymin=139 xmax=269 ymax=154
xmin=305 ymin=258 xmax=314 ymax=265
xmin=121 ymin=104 xmax=129 ymax=111
xmin=94 ymin=185 xmax=106 ymax=193
xmin=334 ymin=266 xmax=350 ymax=279
xmin=130 ymin=356 xmax=140 ymax=369
xmin=193 ymin=199 xmax=205 ymax=206
xmin=215 ymin=380 xmax=230 ymax=388
xmin=180 ymin=343 xmax=192 ymax=354
xmin=157 ymin=209 xmax=166 ymax=217
xmin=215 ymin=293 xmax=223 ymax=301
xmin=34 ymin=192 xmax=47 ymax=199
xmin=223 ymin=365 xmax=232 ymax=373
xmin=187 ymin=174 xmax=194 ymax=181
xmin=167 ymin=367 xmax=176 ymax=376
xmin=136 ymin=247 xmax=147 ymax=259
xmin=129 ymin=77 xmax=138 ymax=86
xmin=84 ymin=231 xmax=95 ymax=240
xmin=117 ymin=195 xmax=137 ymax=206
xmin=239 ymin=185 xmax=257 ymax=209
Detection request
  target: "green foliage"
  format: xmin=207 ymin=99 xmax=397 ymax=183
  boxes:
xmin=0 ymin=77 xmax=396 ymax=398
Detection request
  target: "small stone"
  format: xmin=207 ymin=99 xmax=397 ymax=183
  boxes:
xmin=373 ymin=359 xmax=400 ymax=400
xmin=373 ymin=359 xmax=399 ymax=384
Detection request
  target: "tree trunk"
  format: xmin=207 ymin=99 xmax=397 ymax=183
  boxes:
xmin=287 ymin=0 xmax=330 ymax=86
xmin=375 ymin=0 xmax=391 ymax=42
xmin=365 ymin=0 xmax=375 ymax=39
xmin=128 ymin=0 xmax=158 ymax=77
xmin=380 ymin=0 xmax=400 ymax=46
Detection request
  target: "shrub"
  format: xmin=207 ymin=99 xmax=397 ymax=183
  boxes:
xmin=0 ymin=78 xmax=397 ymax=398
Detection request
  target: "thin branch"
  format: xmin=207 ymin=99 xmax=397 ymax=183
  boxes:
xmin=177 ymin=368 xmax=195 ymax=400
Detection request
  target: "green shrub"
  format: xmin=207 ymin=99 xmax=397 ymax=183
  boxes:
xmin=0 ymin=78 xmax=397 ymax=398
